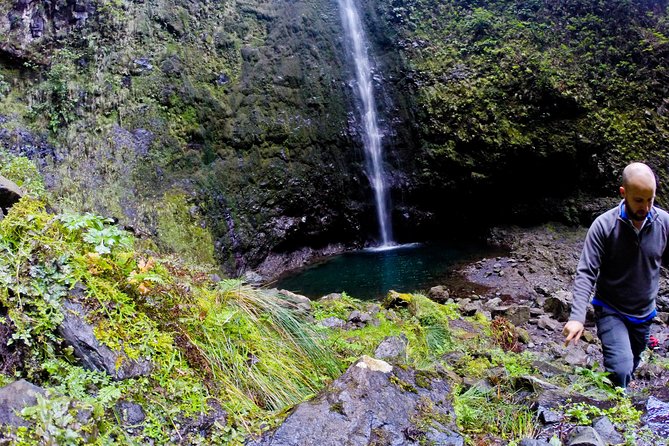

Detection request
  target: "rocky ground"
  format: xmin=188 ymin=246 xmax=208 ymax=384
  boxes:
xmin=439 ymin=224 xmax=669 ymax=444
xmin=447 ymin=224 xmax=669 ymax=386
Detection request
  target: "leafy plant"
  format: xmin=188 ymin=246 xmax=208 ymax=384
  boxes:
xmin=58 ymin=212 xmax=132 ymax=255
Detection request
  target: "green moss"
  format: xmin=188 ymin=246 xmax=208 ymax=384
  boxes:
xmin=0 ymin=153 xmax=47 ymax=199
xmin=155 ymin=189 xmax=216 ymax=266
xmin=390 ymin=375 xmax=417 ymax=393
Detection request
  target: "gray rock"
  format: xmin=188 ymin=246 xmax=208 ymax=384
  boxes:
xmin=564 ymin=347 xmax=588 ymax=367
xmin=242 ymin=271 xmax=263 ymax=285
xmin=537 ymin=315 xmax=562 ymax=332
xmin=319 ymin=293 xmax=343 ymax=302
xmin=643 ymin=396 xmax=669 ymax=439
xmin=461 ymin=301 xmax=483 ymax=316
xmin=374 ymin=335 xmax=407 ymax=360
xmin=538 ymin=405 xmax=562 ymax=424
xmin=567 ymin=426 xmax=604 ymax=446
xmin=519 ymin=440 xmax=553 ymax=446
xmin=319 ymin=317 xmax=346 ymax=329
xmin=0 ymin=380 xmax=45 ymax=428
xmin=248 ymin=356 xmax=463 ymax=446
xmin=58 ymin=299 xmax=153 ymax=380
xmin=532 ymin=360 xmax=568 ymax=379
xmin=265 ymin=289 xmax=312 ymax=314
xmin=485 ymin=297 xmax=503 ymax=309
xmin=115 ymin=400 xmax=146 ymax=426
xmin=490 ymin=305 xmax=531 ymax=326
xmin=348 ymin=310 xmax=371 ymax=326
xmin=0 ymin=174 xmax=23 ymax=213
xmin=592 ymin=416 xmax=624 ymax=445
xmin=428 ymin=285 xmax=450 ymax=303
xmin=543 ymin=290 xmax=572 ymax=322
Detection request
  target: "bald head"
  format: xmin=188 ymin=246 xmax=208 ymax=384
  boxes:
xmin=622 ymin=162 xmax=656 ymax=190
xmin=620 ymin=162 xmax=656 ymax=223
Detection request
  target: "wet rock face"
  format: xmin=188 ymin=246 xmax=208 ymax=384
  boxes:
xmin=0 ymin=380 xmax=46 ymax=429
xmin=1 ymin=0 xmax=95 ymax=61
xmin=58 ymin=297 xmax=153 ymax=381
xmin=249 ymin=356 xmax=463 ymax=446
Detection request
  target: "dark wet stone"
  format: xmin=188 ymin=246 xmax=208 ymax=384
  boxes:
xmin=171 ymin=399 xmax=227 ymax=444
xmin=567 ymin=426 xmax=604 ymax=446
xmin=58 ymin=299 xmax=153 ymax=380
xmin=592 ymin=416 xmax=623 ymax=445
xmin=115 ymin=400 xmax=146 ymax=426
xmin=0 ymin=174 xmax=23 ymax=213
xmin=538 ymin=405 xmax=562 ymax=424
xmin=543 ymin=290 xmax=572 ymax=322
xmin=490 ymin=305 xmax=531 ymax=326
xmin=428 ymin=285 xmax=450 ymax=303
xmin=216 ymin=72 xmax=230 ymax=85
xmin=643 ymin=396 xmax=669 ymax=439
xmin=0 ymin=380 xmax=46 ymax=428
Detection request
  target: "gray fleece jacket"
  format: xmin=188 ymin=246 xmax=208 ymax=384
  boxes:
xmin=570 ymin=201 xmax=669 ymax=323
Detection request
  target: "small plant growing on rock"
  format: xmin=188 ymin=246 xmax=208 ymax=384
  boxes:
xmin=490 ymin=316 xmax=521 ymax=353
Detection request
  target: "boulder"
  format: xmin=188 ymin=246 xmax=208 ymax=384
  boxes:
xmin=247 ymin=356 xmax=463 ymax=446
xmin=384 ymin=290 xmax=412 ymax=309
xmin=567 ymin=426 xmax=604 ymax=446
xmin=537 ymin=315 xmax=562 ymax=332
xmin=0 ymin=174 xmax=23 ymax=214
xmin=428 ymin=285 xmax=450 ymax=303
xmin=0 ymin=380 xmax=46 ymax=428
xmin=58 ymin=299 xmax=153 ymax=380
xmin=374 ymin=335 xmax=408 ymax=360
xmin=347 ymin=310 xmax=372 ymax=328
xmin=269 ymin=289 xmax=312 ymax=314
xmin=642 ymin=396 xmax=669 ymax=439
xmin=591 ymin=416 xmax=624 ymax=445
xmin=319 ymin=293 xmax=343 ymax=302
xmin=543 ymin=290 xmax=572 ymax=322
xmin=490 ymin=305 xmax=531 ymax=326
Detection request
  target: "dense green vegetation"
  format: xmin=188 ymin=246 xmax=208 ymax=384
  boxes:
xmin=374 ymin=0 xmax=669 ymax=225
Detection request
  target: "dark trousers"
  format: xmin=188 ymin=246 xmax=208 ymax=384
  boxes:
xmin=595 ymin=306 xmax=651 ymax=388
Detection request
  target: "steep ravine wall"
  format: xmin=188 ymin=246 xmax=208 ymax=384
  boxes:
xmin=0 ymin=0 xmax=385 ymax=276
xmin=1 ymin=0 xmax=669 ymax=277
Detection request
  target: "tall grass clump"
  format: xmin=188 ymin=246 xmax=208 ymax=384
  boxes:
xmin=183 ymin=279 xmax=344 ymax=411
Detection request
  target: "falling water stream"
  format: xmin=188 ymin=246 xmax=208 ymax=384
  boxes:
xmin=338 ymin=0 xmax=394 ymax=247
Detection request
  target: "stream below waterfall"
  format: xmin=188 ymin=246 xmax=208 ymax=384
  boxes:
xmin=272 ymin=241 xmax=500 ymax=300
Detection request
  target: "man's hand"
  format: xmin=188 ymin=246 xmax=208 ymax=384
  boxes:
xmin=562 ymin=320 xmax=584 ymax=347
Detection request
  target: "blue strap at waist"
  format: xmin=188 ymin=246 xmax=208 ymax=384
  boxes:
xmin=591 ymin=297 xmax=657 ymax=324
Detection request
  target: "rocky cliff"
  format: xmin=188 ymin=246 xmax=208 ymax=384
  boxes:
xmin=1 ymin=0 xmax=668 ymax=276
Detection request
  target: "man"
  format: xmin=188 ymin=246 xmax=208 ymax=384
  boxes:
xmin=563 ymin=162 xmax=669 ymax=388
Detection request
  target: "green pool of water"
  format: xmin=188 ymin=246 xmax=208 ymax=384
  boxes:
xmin=271 ymin=241 xmax=492 ymax=300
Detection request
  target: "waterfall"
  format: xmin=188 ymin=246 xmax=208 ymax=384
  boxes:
xmin=338 ymin=0 xmax=394 ymax=247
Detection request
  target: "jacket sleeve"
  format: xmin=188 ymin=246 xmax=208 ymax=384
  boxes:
xmin=570 ymin=218 xmax=607 ymax=323
xmin=662 ymin=217 xmax=669 ymax=268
